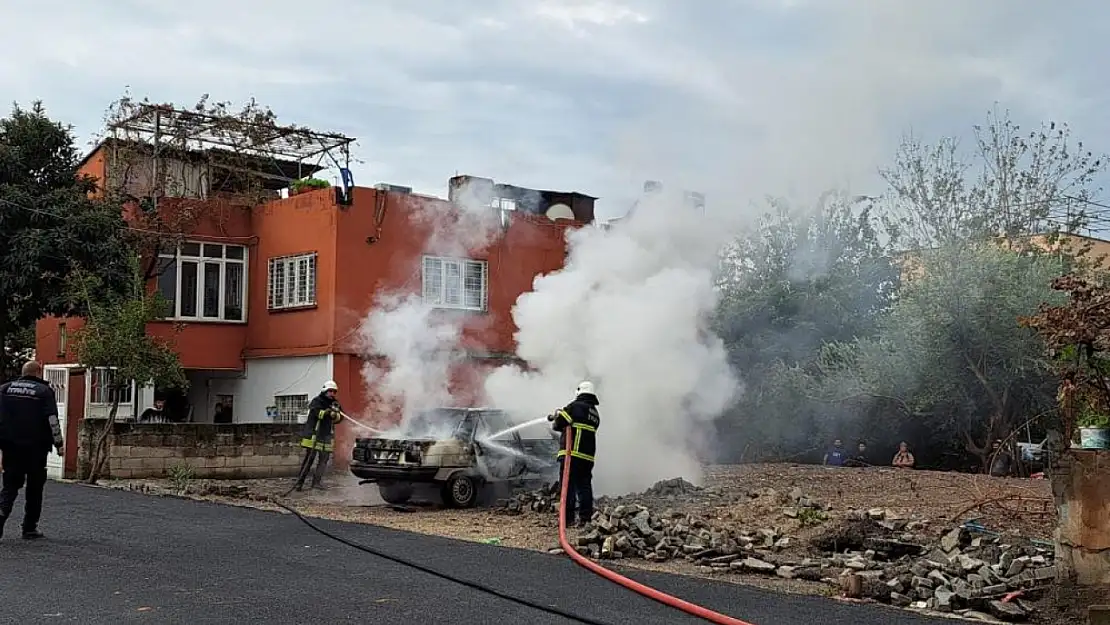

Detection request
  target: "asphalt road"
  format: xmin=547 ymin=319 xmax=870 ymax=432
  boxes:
xmin=0 ymin=482 xmax=954 ymax=625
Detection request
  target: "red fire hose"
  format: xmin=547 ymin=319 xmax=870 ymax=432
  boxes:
xmin=557 ymin=437 xmax=757 ymax=625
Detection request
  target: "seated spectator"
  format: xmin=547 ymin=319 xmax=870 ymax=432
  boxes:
xmin=139 ymin=398 xmax=168 ymax=423
xmin=989 ymin=439 xmax=1013 ymax=477
xmin=892 ymin=441 xmax=915 ymax=469
xmin=823 ymin=439 xmax=846 ymax=466
xmin=845 ymin=440 xmax=870 ymax=467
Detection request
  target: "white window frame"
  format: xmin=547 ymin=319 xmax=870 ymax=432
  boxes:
xmin=156 ymin=241 xmax=249 ymax=323
xmin=274 ymin=394 xmax=310 ymax=424
xmin=422 ymin=255 xmax=489 ymax=311
xmin=490 ymin=197 xmax=517 ymax=211
xmin=267 ymin=252 xmax=318 ymax=311
xmin=87 ymin=367 xmax=136 ymax=421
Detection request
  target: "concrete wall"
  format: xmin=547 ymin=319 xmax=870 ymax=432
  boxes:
xmin=79 ymin=421 xmax=304 ymax=480
xmin=1052 ymin=448 xmax=1110 ymax=586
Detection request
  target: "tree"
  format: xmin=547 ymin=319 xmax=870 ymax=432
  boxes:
xmin=881 ymin=107 xmax=1106 ymax=249
xmin=1018 ymin=274 xmax=1110 ymax=586
xmin=0 ymin=101 xmax=132 ymax=377
xmin=712 ymin=191 xmax=900 ymax=460
xmin=1019 ymin=274 xmax=1110 ymax=443
xmin=2 ymin=324 xmax=35 ymax=380
xmin=69 ymin=257 xmax=187 ymax=483
xmin=818 ymin=244 xmax=1067 ymax=471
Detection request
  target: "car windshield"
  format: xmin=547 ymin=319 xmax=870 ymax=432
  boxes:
xmin=401 ymin=408 xmax=515 ymax=440
xmin=403 ymin=408 xmax=469 ymax=438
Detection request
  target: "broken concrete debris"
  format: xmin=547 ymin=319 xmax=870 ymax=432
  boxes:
xmin=497 ymin=477 xmax=1052 ymax=622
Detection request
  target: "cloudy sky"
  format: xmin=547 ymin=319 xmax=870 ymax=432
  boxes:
xmin=2 ymin=0 xmax=1107 ymax=219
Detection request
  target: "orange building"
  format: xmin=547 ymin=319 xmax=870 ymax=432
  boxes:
xmin=34 ymin=103 xmax=595 ymax=478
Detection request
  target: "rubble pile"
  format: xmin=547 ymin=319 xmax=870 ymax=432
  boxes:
xmin=566 ymin=503 xmax=796 ymax=563
xmin=496 ymin=478 xmax=1054 ymax=622
xmin=495 ymin=477 xmax=738 ymax=517
xmin=568 ymin=506 xmax=1053 ymax=622
xmin=823 ymin=520 xmax=1057 ymax=622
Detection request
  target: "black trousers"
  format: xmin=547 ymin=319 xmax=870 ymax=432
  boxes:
xmin=0 ymin=446 xmax=49 ymax=532
xmin=558 ymin=457 xmax=594 ymax=525
xmin=295 ymin=448 xmax=331 ymax=487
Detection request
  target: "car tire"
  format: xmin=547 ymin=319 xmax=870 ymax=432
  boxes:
xmin=378 ymin=481 xmax=414 ymax=505
xmin=442 ymin=474 xmax=479 ymax=509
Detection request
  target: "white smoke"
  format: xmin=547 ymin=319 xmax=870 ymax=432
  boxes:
xmin=356 ymin=178 xmax=503 ymax=437
xmin=358 ymin=293 xmax=464 ymax=438
xmin=356 ymin=178 xmax=742 ymax=489
xmin=484 ymin=187 xmax=740 ymax=496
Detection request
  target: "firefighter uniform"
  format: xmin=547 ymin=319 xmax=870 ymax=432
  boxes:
xmin=295 ymin=382 xmax=343 ymax=491
xmin=0 ymin=363 xmax=65 ymax=539
xmin=551 ymin=382 xmax=600 ymax=528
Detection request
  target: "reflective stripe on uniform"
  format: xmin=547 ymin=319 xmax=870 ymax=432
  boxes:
xmin=556 ymin=422 xmax=596 ymax=462
xmin=556 ymin=409 xmax=572 ymax=423
xmin=300 ymin=436 xmax=334 ymax=452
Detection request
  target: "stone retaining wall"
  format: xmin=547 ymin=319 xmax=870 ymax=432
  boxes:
xmin=77 ymin=421 xmax=305 ymax=480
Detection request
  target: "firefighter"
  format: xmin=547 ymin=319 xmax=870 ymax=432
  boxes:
xmin=294 ymin=381 xmax=343 ymax=491
xmin=548 ymin=380 xmax=600 ymax=528
xmin=0 ymin=361 xmax=65 ymax=539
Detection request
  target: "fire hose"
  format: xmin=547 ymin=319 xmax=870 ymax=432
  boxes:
xmin=276 ymin=411 xmax=755 ymax=623
xmin=557 ymin=434 xmax=757 ymax=625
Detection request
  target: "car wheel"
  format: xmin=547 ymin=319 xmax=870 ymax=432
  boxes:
xmin=442 ymin=474 xmax=479 ymax=508
xmin=378 ymin=481 xmax=414 ymax=505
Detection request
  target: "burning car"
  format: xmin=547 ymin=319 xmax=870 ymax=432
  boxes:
xmin=349 ymin=407 xmax=559 ymax=508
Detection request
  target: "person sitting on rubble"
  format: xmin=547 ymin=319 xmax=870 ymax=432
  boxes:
xmin=844 ymin=440 xmax=870 ymax=467
xmin=891 ymin=441 xmax=915 ymax=469
xmin=823 ymin=438 xmax=846 ymax=466
xmin=989 ymin=438 xmax=1013 ymax=477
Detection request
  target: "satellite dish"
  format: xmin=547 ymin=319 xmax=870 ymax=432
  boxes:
xmin=545 ymin=203 xmax=575 ymax=221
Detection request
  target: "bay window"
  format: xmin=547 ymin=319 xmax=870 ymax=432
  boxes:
xmin=156 ymin=242 xmax=248 ymax=322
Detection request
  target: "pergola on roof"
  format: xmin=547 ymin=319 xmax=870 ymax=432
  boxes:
xmin=109 ymin=102 xmax=355 ymax=165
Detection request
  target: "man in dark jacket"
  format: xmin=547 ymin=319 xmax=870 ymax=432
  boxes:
xmin=294 ymin=380 xmax=343 ymax=491
xmin=548 ymin=380 xmax=600 ymax=528
xmin=0 ymin=361 xmax=64 ymax=539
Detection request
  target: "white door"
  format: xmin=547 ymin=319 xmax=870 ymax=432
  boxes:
xmin=43 ymin=366 xmax=69 ymax=480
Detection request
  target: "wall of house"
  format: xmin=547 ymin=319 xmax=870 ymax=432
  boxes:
xmin=331 ymin=187 xmax=575 ymax=357
xmin=38 ymin=156 xmax=258 ymax=372
xmin=77 ymin=148 xmax=107 ymax=197
xmin=77 ymin=421 xmax=304 ymax=480
xmin=245 ymin=188 xmax=338 ymax=358
xmin=234 ymin=354 xmax=333 ymax=423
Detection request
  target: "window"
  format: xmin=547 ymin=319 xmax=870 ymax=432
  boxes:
xmin=90 ymin=367 xmax=134 ymax=406
xmin=422 ymin=256 xmax=488 ymax=311
xmin=274 ymin=394 xmax=310 ymax=423
xmin=157 ymin=242 xmax=248 ymax=322
xmin=490 ymin=197 xmax=517 ymax=211
xmin=268 ymin=252 xmax=318 ymax=310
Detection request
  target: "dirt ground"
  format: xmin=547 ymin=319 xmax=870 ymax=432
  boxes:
xmin=96 ymin=463 xmax=1065 ymax=612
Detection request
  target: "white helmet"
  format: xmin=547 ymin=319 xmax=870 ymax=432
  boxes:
xmin=576 ymin=380 xmax=595 ymax=396
xmin=322 ymin=380 xmax=339 ymax=392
